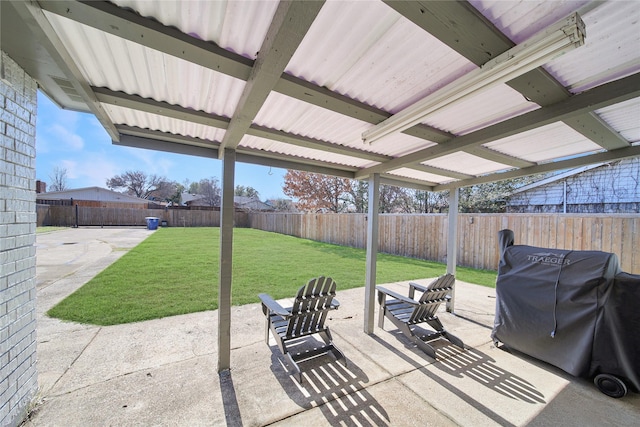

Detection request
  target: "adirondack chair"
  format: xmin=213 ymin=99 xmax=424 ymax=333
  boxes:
xmin=377 ymin=274 xmax=465 ymax=358
xmin=259 ymin=276 xmax=346 ymax=383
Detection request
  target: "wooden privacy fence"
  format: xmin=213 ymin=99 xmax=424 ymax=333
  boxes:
xmin=37 ymin=205 xmax=249 ymax=228
xmin=248 ymin=213 xmax=640 ymax=274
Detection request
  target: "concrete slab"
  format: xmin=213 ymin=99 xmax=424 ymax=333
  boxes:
xmin=24 ymin=227 xmax=640 ymax=426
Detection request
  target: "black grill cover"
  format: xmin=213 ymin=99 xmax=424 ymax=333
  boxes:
xmin=492 ymin=230 xmax=640 ymax=392
xmin=591 ymin=272 xmax=640 ymax=391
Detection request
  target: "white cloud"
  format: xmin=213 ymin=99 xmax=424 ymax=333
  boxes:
xmin=37 ymin=118 xmax=85 ymax=153
xmin=124 ymin=146 xmax=175 ymax=177
xmin=61 ymin=155 xmax=120 ymax=188
xmin=50 ymin=124 xmax=84 ymax=150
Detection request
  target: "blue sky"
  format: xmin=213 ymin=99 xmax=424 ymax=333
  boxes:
xmin=35 ymin=91 xmax=288 ymax=200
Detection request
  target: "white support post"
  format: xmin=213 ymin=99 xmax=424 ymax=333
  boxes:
xmin=218 ymin=149 xmax=236 ymax=372
xmin=446 ymin=187 xmax=459 ymax=313
xmin=364 ymin=174 xmax=380 ymax=334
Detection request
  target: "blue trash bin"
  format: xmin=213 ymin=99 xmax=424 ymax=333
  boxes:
xmin=145 ymin=217 xmax=159 ymax=230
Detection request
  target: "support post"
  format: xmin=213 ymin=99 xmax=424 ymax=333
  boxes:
xmin=446 ymin=187 xmax=459 ymax=313
xmin=364 ymin=173 xmax=380 ymax=334
xmin=218 ymin=149 xmax=236 ymax=372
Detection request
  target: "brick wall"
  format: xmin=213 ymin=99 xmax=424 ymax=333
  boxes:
xmin=0 ymin=52 xmax=38 ymax=427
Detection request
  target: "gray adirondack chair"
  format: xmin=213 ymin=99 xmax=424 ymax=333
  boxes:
xmin=376 ymin=274 xmax=464 ymax=358
xmin=259 ymin=276 xmax=346 ymax=383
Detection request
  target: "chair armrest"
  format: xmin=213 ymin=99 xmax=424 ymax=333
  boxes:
xmin=410 ymin=281 xmax=439 ymax=294
xmin=376 ymin=286 xmax=418 ymax=306
xmin=258 ymin=293 xmax=290 ymax=317
xmin=409 ymin=281 xmax=452 ymax=298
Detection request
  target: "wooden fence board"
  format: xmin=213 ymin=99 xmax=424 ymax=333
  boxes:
xmin=248 ymin=212 xmax=639 ymax=274
xmin=37 ymin=205 xmax=246 ymax=228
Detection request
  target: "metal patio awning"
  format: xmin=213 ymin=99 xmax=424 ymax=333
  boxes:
xmin=3 ymin=1 xmax=638 ymax=189
xmin=3 ymin=0 xmax=639 ymax=373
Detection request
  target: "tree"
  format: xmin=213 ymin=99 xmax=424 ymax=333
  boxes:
xmin=347 ymin=180 xmax=368 ymax=213
xmin=167 ymin=182 xmax=185 ymax=205
xmin=106 ymin=170 xmax=175 ymax=200
xmin=458 ymin=177 xmax=541 ymax=213
xmin=379 ymin=185 xmax=412 ymax=213
xmin=235 ymin=185 xmax=260 ymax=198
xmin=412 ymin=190 xmax=449 ymax=213
xmin=187 ymin=181 xmax=201 ymax=194
xmin=198 ymin=177 xmax=221 ymax=207
xmin=49 ymin=166 xmax=68 ymax=192
xmin=283 ymin=170 xmax=352 ymax=212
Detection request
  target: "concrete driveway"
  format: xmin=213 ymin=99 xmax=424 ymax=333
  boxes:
xmin=25 ymin=227 xmax=640 ymax=426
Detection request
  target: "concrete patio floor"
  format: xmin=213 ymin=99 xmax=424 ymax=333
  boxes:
xmin=25 ymin=227 xmax=640 ymax=426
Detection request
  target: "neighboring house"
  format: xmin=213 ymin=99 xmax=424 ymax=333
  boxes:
xmin=234 ymin=196 xmax=274 ymax=212
xmin=181 ymin=192 xmax=273 ymax=211
xmin=37 ymin=186 xmax=159 ymax=207
xmin=181 ymin=192 xmax=210 ymax=207
xmin=506 ymin=158 xmax=640 ymax=213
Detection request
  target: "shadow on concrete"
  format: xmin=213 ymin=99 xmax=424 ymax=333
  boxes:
xmin=433 ymin=345 xmax=546 ymax=404
xmin=219 ymin=370 xmax=243 ymax=427
xmin=370 ymin=333 xmax=546 ymax=427
xmin=269 ymin=351 xmax=389 ymax=426
xmin=381 ymin=323 xmax=544 ymax=402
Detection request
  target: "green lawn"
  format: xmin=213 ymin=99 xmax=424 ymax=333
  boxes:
xmin=36 ymin=226 xmax=67 ymax=233
xmin=47 ymin=228 xmax=497 ymax=325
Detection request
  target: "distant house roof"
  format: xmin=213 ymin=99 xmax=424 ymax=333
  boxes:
xmin=181 ymin=192 xmax=205 ymax=205
xmin=234 ymin=196 xmax=274 ymax=211
xmin=36 ymin=186 xmax=149 ymax=204
xmin=181 ymin=192 xmax=273 ymax=210
xmin=509 ymin=163 xmax=606 ymax=195
xmin=506 ymin=158 xmax=640 ymax=213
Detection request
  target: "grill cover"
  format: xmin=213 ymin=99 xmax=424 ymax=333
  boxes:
xmin=492 ymin=230 xmax=639 ymax=392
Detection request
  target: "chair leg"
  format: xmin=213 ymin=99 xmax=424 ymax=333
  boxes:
xmin=414 ymin=338 xmax=437 ymax=359
xmin=285 ymin=352 xmax=303 ymax=384
xmin=443 ymin=331 xmax=465 ymax=350
xmin=319 ymin=329 xmax=347 ymax=367
xmin=426 ymin=317 xmax=465 ymax=350
xmin=395 ymin=322 xmax=436 ymax=359
xmin=265 ymin=315 xmax=271 ymax=345
xmin=331 ymin=345 xmax=347 ymax=367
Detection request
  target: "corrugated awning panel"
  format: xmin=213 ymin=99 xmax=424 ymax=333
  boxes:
xmin=254 ymin=92 xmax=437 ymax=159
xmin=422 ymin=152 xmax=512 ymax=176
xmin=286 ymin=0 xmax=476 ymax=113
xmin=544 ymin=1 xmax=640 ymax=93
xmin=484 ymin=122 xmax=604 ymax=163
xmin=596 ymin=98 xmax=640 ymax=143
xmin=105 ymin=104 xmax=225 ymax=142
xmin=112 ymin=0 xmax=278 ymax=60
xmin=469 ymin=0 xmax=591 ymax=44
xmin=385 ymin=168 xmax=455 ymax=186
xmin=471 ymin=1 xmax=640 ymax=94
xmin=421 ymin=84 xmax=540 ymax=136
xmin=45 ymin=11 xmax=246 ymax=117
xmin=239 ymin=135 xmax=372 ymax=169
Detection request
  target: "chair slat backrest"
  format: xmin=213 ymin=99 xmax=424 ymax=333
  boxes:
xmin=410 ymin=274 xmax=454 ymax=323
xmin=287 ymin=277 xmax=337 ymax=337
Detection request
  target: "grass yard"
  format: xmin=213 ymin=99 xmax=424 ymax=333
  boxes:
xmin=36 ymin=226 xmax=67 ymax=233
xmin=47 ymin=228 xmax=497 ymax=325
